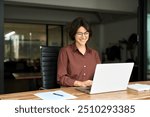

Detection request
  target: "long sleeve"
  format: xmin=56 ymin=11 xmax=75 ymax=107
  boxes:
xmin=57 ymin=48 xmax=76 ymax=86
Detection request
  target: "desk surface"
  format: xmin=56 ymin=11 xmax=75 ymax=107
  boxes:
xmin=13 ymin=72 xmax=41 ymax=80
xmin=0 ymin=81 xmax=150 ymax=100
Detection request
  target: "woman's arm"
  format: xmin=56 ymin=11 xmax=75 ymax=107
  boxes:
xmin=57 ymin=48 xmax=76 ymax=86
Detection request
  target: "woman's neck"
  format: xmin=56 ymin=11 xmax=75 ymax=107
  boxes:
xmin=75 ymin=43 xmax=86 ymax=55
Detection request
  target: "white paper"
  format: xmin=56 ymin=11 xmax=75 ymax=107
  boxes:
xmin=128 ymin=84 xmax=150 ymax=91
xmin=34 ymin=90 xmax=77 ymax=100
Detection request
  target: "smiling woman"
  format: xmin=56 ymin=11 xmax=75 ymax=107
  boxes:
xmin=57 ymin=17 xmax=101 ymax=87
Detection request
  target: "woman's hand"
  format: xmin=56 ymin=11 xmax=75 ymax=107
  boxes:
xmin=74 ymin=80 xmax=93 ymax=87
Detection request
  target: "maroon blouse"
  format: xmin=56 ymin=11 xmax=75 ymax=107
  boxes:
xmin=57 ymin=43 xmax=101 ymax=86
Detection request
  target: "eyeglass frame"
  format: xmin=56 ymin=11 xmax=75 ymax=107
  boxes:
xmin=76 ymin=32 xmax=90 ymax=37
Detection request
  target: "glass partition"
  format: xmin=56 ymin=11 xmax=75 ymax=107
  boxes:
xmin=4 ymin=23 xmax=64 ymax=74
xmin=147 ymin=14 xmax=150 ymax=70
xmin=4 ymin=23 xmax=46 ymax=61
xmin=48 ymin=25 xmax=62 ymax=46
xmin=147 ymin=0 xmax=150 ymax=79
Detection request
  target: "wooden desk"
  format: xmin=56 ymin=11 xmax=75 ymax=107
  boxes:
xmin=13 ymin=72 xmax=42 ymax=90
xmin=13 ymin=72 xmax=41 ymax=80
xmin=0 ymin=81 xmax=150 ymax=100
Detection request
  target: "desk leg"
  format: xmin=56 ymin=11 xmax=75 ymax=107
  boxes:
xmin=28 ymin=79 xmax=42 ymax=90
xmin=28 ymin=79 xmax=37 ymax=90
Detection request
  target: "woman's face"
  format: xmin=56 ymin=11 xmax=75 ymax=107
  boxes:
xmin=75 ymin=26 xmax=89 ymax=46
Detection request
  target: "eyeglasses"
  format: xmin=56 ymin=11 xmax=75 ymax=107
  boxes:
xmin=76 ymin=32 xmax=89 ymax=37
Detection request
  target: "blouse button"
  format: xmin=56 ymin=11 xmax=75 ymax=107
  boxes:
xmin=84 ymin=65 xmax=86 ymax=68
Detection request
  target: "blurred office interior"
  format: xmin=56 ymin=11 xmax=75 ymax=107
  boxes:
xmin=0 ymin=0 xmax=150 ymax=93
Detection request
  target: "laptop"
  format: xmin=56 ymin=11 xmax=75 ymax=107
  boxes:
xmin=76 ymin=63 xmax=134 ymax=94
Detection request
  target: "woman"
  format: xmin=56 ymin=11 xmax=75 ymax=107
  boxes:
xmin=57 ymin=17 xmax=101 ymax=87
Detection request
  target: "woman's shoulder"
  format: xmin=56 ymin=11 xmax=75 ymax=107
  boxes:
xmin=88 ymin=47 xmax=99 ymax=54
xmin=88 ymin=47 xmax=101 ymax=63
xmin=60 ymin=44 xmax=73 ymax=52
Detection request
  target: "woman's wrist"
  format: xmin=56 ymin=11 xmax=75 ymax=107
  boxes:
xmin=74 ymin=80 xmax=92 ymax=87
xmin=74 ymin=81 xmax=81 ymax=87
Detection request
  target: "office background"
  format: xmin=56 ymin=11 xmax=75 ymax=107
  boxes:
xmin=0 ymin=0 xmax=149 ymax=93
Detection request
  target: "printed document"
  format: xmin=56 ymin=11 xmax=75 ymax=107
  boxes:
xmin=34 ymin=90 xmax=77 ymax=100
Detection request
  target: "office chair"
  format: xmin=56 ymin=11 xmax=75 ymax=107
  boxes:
xmin=40 ymin=46 xmax=60 ymax=89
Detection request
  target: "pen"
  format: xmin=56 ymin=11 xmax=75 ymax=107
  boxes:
xmin=53 ymin=93 xmax=64 ymax=97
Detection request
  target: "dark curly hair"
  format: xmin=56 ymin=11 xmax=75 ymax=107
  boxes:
xmin=69 ymin=17 xmax=92 ymax=40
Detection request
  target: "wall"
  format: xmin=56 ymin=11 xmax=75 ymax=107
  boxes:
xmin=104 ymin=18 xmax=137 ymax=47
xmin=103 ymin=18 xmax=137 ymax=62
xmin=88 ymin=24 xmax=104 ymax=53
xmin=4 ymin=5 xmax=100 ymax=24
xmin=5 ymin=0 xmax=138 ymax=13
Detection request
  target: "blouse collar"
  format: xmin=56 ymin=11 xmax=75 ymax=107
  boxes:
xmin=71 ymin=43 xmax=91 ymax=53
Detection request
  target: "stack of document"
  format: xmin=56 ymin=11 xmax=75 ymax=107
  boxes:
xmin=34 ymin=90 xmax=77 ymax=100
xmin=128 ymin=84 xmax=150 ymax=91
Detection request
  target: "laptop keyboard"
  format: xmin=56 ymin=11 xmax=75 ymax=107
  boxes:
xmin=84 ymin=86 xmax=91 ymax=90
xmin=76 ymin=86 xmax=91 ymax=92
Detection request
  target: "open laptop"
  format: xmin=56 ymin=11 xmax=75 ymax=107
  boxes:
xmin=76 ymin=63 xmax=134 ymax=94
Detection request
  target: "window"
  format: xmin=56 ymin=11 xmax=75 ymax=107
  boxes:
xmin=48 ymin=25 xmax=62 ymax=46
xmin=147 ymin=14 xmax=150 ymax=70
xmin=4 ymin=23 xmax=46 ymax=61
xmin=4 ymin=23 xmax=63 ymax=73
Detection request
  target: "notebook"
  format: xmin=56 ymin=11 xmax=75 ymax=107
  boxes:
xmin=128 ymin=84 xmax=150 ymax=91
xmin=76 ymin=63 xmax=134 ymax=94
